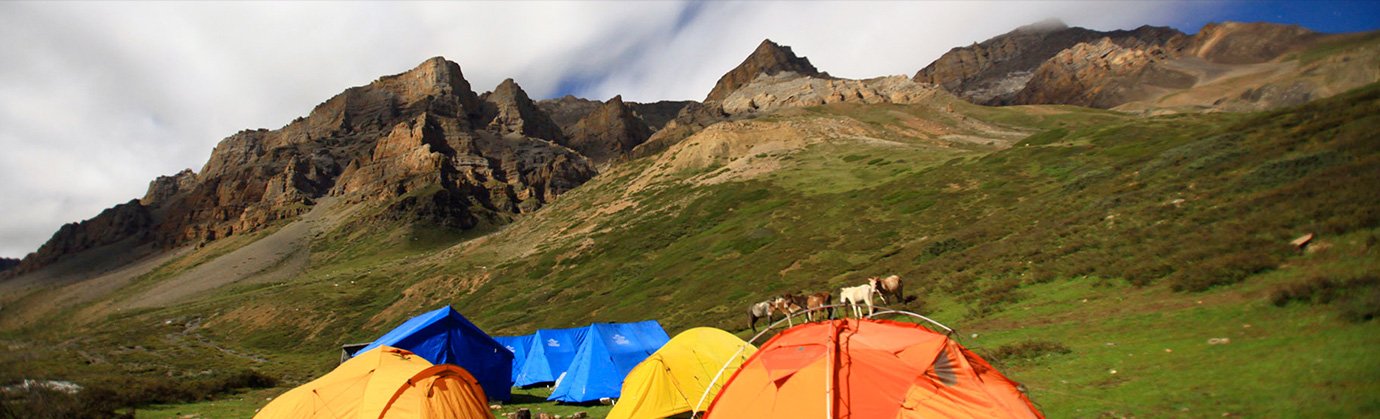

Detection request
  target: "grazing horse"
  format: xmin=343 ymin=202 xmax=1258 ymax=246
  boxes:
xmin=803 ymin=292 xmax=833 ymax=321
xmin=748 ymin=300 xmax=776 ymax=332
xmin=870 ymin=275 xmax=904 ymax=305
xmin=840 ymin=278 xmax=877 ymax=318
xmin=775 ymin=294 xmax=804 ymax=326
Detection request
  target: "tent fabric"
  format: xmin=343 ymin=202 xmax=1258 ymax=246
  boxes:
xmin=607 ymin=327 xmax=758 ymax=419
xmin=256 ymin=346 xmax=490 ymax=419
xmin=493 ymin=334 xmax=535 ymax=382
xmin=514 ymin=326 xmax=588 ymax=387
xmin=549 ymin=320 xmax=671 ymax=403
xmin=705 ymin=319 xmax=1044 ymax=419
xmin=356 ymin=306 xmax=514 ymax=401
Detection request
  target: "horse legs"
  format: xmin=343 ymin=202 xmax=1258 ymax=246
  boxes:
xmin=749 ymin=313 xmax=758 ymax=333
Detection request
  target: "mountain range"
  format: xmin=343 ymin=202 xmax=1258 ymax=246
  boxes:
xmin=1 ymin=19 xmax=1378 ymax=417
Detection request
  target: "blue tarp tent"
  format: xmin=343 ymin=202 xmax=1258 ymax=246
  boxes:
xmin=515 ymin=326 xmax=587 ymax=387
xmin=493 ymin=334 xmax=534 ymax=383
xmin=549 ymin=320 xmax=671 ymax=403
xmin=355 ymin=306 xmax=513 ymax=400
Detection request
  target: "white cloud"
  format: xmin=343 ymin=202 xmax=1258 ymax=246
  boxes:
xmin=0 ymin=1 xmax=1218 ymax=257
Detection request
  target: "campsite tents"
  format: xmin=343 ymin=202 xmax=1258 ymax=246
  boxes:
xmin=493 ymin=334 xmax=534 ymax=383
xmin=514 ymin=326 xmax=588 ymax=387
xmin=549 ymin=320 xmax=671 ymax=403
xmin=705 ymin=318 xmax=1043 ymax=418
xmin=355 ymin=306 xmax=513 ymax=401
xmin=256 ymin=346 xmax=490 ymax=419
xmin=607 ymin=327 xmax=757 ymax=419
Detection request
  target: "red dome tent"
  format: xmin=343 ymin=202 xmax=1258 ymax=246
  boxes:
xmin=705 ymin=317 xmax=1043 ymax=418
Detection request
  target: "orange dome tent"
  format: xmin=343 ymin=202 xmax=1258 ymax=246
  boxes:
xmin=256 ymin=346 xmax=490 ymax=419
xmin=705 ymin=318 xmax=1043 ymax=419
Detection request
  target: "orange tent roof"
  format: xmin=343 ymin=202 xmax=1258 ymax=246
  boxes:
xmin=705 ymin=318 xmax=1043 ymax=419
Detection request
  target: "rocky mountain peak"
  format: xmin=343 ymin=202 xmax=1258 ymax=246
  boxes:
xmin=561 ymin=95 xmax=654 ymax=167
xmin=141 ymin=169 xmax=197 ymax=206
xmin=1014 ymin=18 xmax=1069 ymax=33
xmin=10 ymin=56 xmax=597 ymax=273
xmin=480 ymin=78 xmax=565 ymax=142
xmin=704 ymin=39 xmax=824 ymax=102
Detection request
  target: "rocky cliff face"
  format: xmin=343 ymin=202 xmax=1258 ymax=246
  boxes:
xmin=1187 ymin=22 xmax=1317 ymax=64
xmin=917 ymin=20 xmax=1332 ymax=109
xmin=1013 ymin=38 xmax=1196 ymax=108
xmin=479 ymin=78 xmax=566 ymax=142
xmin=914 ymin=19 xmax=1185 ymax=104
xmin=536 ymin=96 xmax=692 ymax=136
xmin=719 ymin=74 xmax=942 ymax=115
xmin=12 ymin=57 xmax=595 ymax=274
xmin=705 ymin=39 xmax=825 ymax=102
xmin=0 ymin=258 xmax=17 ymax=272
xmin=561 ymin=96 xmax=654 ymax=167
xmin=536 ymin=95 xmax=604 ymax=135
xmin=11 ymin=200 xmax=153 ymax=275
xmin=636 ymin=39 xmax=944 ymax=158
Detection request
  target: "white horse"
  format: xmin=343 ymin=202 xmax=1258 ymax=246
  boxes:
xmin=748 ymin=300 xmax=776 ymax=332
xmin=839 ymin=278 xmax=877 ymax=318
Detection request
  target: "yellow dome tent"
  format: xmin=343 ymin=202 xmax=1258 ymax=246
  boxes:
xmin=256 ymin=346 xmax=490 ymax=419
xmin=608 ymin=327 xmax=757 ymax=419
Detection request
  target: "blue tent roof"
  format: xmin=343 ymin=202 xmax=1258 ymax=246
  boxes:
xmin=514 ymin=326 xmax=588 ymax=387
xmin=356 ymin=306 xmax=514 ymax=400
xmin=548 ymin=320 xmax=670 ymax=403
xmin=493 ymin=334 xmax=534 ymax=383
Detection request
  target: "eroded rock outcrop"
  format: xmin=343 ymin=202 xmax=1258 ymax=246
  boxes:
xmin=1013 ymin=38 xmax=1196 ymax=108
xmin=561 ymin=96 xmax=654 ymax=167
xmin=1187 ymin=22 xmax=1317 ymax=64
xmin=914 ymin=19 xmax=1185 ymax=104
xmin=536 ymin=96 xmax=692 ymax=136
xmin=916 ymin=20 xmax=1337 ymax=109
xmin=480 ymin=79 xmax=566 ymax=142
xmin=720 ymin=75 xmax=942 ymax=115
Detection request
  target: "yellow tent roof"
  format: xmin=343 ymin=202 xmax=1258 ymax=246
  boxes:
xmin=256 ymin=346 xmax=490 ymax=419
xmin=608 ymin=327 xmax=757 ymax=419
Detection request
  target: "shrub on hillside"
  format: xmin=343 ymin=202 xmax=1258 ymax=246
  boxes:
xmin=0 ymin=370 xmax=279 ymax=418
xmin=1271 ymin=274 xmax=1380 ymax=322
xmin=1169 ymin=250 xmax=1281 ymax=292
xmin=981 ymin=339 xmax=1072 ymax=366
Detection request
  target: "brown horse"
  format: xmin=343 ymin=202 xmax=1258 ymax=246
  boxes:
xmin=869 ymin=275 xmax=904 ymax=305
xmin=775 ymin=294 xmax=804 ymax=326
xmin=803 ymin=292 xmax=833 ymax=321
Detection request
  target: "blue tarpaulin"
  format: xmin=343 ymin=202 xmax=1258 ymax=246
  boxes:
xmin=355 ymin=306 xmax=514 ymax=401
xmin=514 ymin=326 xmax=588 ymax=387
xmin=493 ymin=334 xmax=534 ymax=383
xmin=548 ymin=320 xmax=671 ymax=403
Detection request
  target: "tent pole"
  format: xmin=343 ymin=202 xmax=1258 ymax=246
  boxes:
xmin=691 ymin=344 xmax=750 ymax=415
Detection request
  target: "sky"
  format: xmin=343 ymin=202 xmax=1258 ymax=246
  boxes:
xmin=0 ymin=1 xmax=1376 ymax=259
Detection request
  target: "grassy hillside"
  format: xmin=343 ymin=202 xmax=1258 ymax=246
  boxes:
xmin=3 ymin=83 xmax=1378 ymax=417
